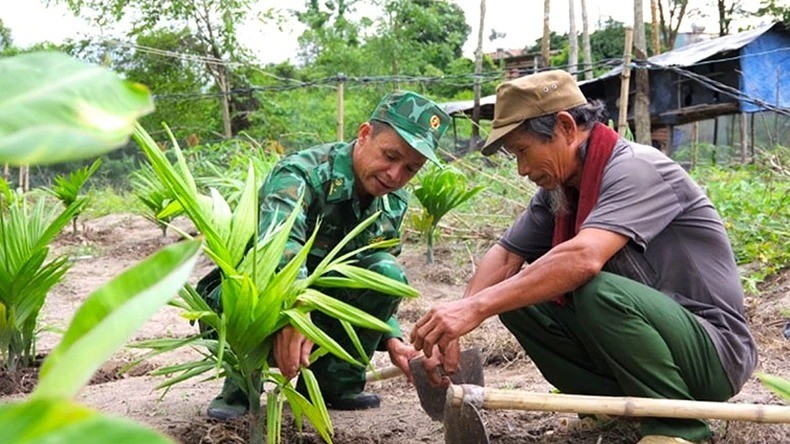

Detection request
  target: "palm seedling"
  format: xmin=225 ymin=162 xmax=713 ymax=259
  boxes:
xmin=412 ymin=165 xmax=485 ymax=263
xmin=0 ymin=239 xmax=201 ymax=444
xmin=43 ymin=158 xmax=101 ymax=234
xmin=0 ymin=179 xmax=87 ymax=371
xmin=196 ymin=151 xmax=279 ymax=208
xmin=0 ymin=50 xmax=183 ymax=442
xmin=132 ymin=123 xmax=419 ymax=444
xmin=131 ymin=163 xmax=180 ymax=237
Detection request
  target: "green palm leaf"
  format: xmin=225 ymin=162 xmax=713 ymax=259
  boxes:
xmin=0 ymin=52 xmax=153 ymax=165
xmin=35 ymin=239 xmax=201 ymax=399
xmin=0 ymin=398 xmax=173 ymax=444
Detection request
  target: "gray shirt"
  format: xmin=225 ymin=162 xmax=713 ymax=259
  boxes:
xmin=499 ymin=138 xmax=757 ymax=391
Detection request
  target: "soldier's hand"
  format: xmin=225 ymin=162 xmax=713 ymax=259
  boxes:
xmin=420 ymin=342 xmax=460 ymax=388
xmin=385 ymin=338 xmax=419 ymax=384
xmin=274 ymin=325 xmax=313 ymax=380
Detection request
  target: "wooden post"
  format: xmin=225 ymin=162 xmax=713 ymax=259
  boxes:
xmin=650 ymin=0 xmax=661 ymax=56
xmin=729 ymin=114 xmax=736 ymax=159
xmin=740 ymin=113 xmax=748 ymax=163
xmin=633 ymin=1 xmax=651 ymax=146
xmin=2 ymin=164 xmax=8 ymax=181
xmin=691 ymin=121 xmax=698 ymax=170
xmin=19 ymin=165 xmax=29 ymax=192
xmin=541 ymin=0 xmax=551 ymax=69
xmin=216 ymin=65 xmax=232 ymax=139
xmin=472 ymin=0 xmax=486 ymax=142
xmin=337 ymin=73 xmax=345 ymax=142
xmin=618 ymin=27 xmax=634 ymax=137
xmin=750 ymin=113 xmax=756 ymax=159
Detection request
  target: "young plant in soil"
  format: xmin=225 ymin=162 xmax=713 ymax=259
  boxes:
xmin=0 ymin=179 xmax=86 ymax=371
xmin=42 ymin=158 xmax=101 ymax=234
xmin=0 ymin=50 xmax=190 ymax=442
xmin=131 ymin=163 xmax=181 ymax=237
xmin=412 ymin=165 xmax=484 ymax=263
xmin=132 ymin=123 xmax=418 ymax=444
xmin=0 ymin=239 xmax=201 ymax=444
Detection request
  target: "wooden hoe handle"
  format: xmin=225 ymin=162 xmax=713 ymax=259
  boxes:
xmin=448 ymin=384 xmax=790 ymax=423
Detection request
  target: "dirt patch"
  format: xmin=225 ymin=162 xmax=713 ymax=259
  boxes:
xmin=0 ymin=357 xmax=156 ymax=396
xmin=8 ymin=214 xmax=789 ymax=443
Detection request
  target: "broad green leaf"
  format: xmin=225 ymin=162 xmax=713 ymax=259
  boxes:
xmin=297 ymin=289 xmax=392 ymax=332
xmin=239 ymin=195 xmax=305 ymax=291
xmin=310 ymin=211 xmax=382 ymax=277
xmin=322 ymin=264 xmax=419 ymax=298
xmin=339 ymin=319 xmax=371 ymax=371
xmin=227 ymin=162 xmax=258 ymax=267
xmin=758 ymin=373 xmax=790 ymax=403
xmin=282 ymin=309 xmax=358 ymax=365
xmin=299 ymin=368 xmax=333 ymax=437
xmin=0 ymin=398 xmax=173 ymax=444
xmin=134 ymin=123 xmax=230 ymax=262
xmin=208 ymin=187 xmax=232 ymax=244
xmin=281 ymin=380 xmax=333 ymax=443
xmin=35 ymin=239 xmax=201 ymax=399
xmin=0 ymin=52 xmax=154 ymax=165
xmin=266 ymin=391 xmax=283 ymax=444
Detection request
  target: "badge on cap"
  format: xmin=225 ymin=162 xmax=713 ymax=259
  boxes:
xmin=429 ymin=115 xmax=441 ymax=130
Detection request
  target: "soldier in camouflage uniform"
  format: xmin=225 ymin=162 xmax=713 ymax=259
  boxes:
xmin=199 ymin=91 xmax=451 ymax=419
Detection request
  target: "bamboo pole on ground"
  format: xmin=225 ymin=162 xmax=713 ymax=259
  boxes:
xmin=449 ymin=385 xmax=790 ymax=423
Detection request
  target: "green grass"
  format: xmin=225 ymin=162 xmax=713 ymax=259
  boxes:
xmin=691 ymin=162 xmax=790 ymax=294
xmin=83 ymin=186 xmax=147 ymax=219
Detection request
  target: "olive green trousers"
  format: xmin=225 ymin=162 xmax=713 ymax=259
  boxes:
xmin=499 ymin=271 xmax=733 ymax=442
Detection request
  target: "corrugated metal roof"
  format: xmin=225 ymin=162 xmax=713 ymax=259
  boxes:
xmin=441 ymin=23 xmax=783 ymax=117
xmin=580 ymin=23 xmax=777 ymax=84
xmin=440 ymin=94 xmax=497 ymax=116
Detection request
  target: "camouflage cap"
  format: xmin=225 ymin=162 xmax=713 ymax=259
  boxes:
xmin=370 ymin=91 xmax=450 ymax=166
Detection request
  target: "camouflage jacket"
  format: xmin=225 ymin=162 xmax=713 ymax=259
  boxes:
xmin=258 ymin=140 xmax=409 ymax=338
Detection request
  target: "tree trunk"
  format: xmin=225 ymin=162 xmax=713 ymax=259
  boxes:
xmin=657 ymin=0 xmax=688 ymax=50
xmin=580 ymin=0 xmax=593 ymax=80
xmin=740 ymin=112 xmax=748 ymax=163
xmin=717 ymin=0 xmax=735 ymax=36
xmin=216 ymin=64 xmax=233 ymax=139
xmin=200 ymin=5 xmax=233 ymax=139
xmin=19 ymin=165 xmax=29 ymax=192
xmin=633 ymin=0 xmax=652 ymax=146
xmin=568 ymin=0 xmax=578 ymax=78
xmin=541 ymin=0 xmax=551 ymax=69
xmin=472 ymin=0 xmax=486 ymax=141
xmin=650 ymin=0 xmax=661 ymax=55
xmin=337 ymin=73 xmax=345 ymax=142
xmin=618 ymin=27 xmax=634 ymax=137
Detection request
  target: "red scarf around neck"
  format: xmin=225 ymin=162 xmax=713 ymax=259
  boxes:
xmin=550 ymin=122 xmax=619 ymax=303
xmin=552 ymin=122 xmax=619 ymax=245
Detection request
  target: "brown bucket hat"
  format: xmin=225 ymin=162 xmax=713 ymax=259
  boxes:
xmin=481 ymin=70 xmax=588 ymax=155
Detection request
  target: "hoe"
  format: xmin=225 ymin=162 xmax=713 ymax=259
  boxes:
xmin=444 ymin=383 xmax=790 ymax=444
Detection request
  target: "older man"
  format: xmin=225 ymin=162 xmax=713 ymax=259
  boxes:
xmin=410 ymin=70 xmax=756 ymax=444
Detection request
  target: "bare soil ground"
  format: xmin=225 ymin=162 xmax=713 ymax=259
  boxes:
xmin=6 ymin=214 xmax=789 ymax=443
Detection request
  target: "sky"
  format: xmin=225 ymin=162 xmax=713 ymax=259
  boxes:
xmin=1 ymin=0 xmax=770 ymax=64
